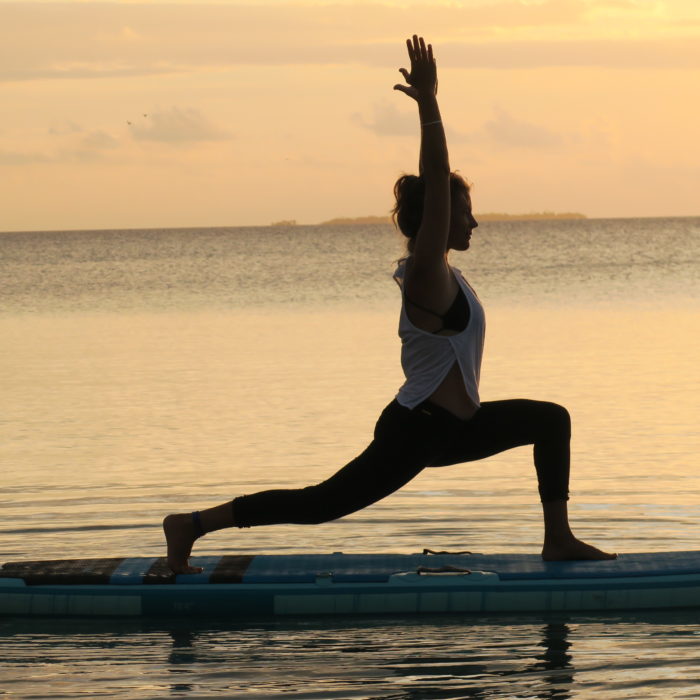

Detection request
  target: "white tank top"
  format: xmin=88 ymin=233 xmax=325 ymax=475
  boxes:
xmin=394 ymin=261 xmax=486 ymax=409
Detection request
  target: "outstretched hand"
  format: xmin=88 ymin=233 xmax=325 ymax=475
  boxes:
xmin=394 ymin=35 xmax=437 ymax=101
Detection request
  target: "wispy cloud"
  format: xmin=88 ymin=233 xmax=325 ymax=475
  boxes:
xmin=438 ymin=37 xmax=700 ymax=70
xmin=480 ymin=107 xmax=563 ymax=149
xmin=128 ymin=108 xmax=230 ymax=144
xmin=2 ymin=122 xmax=120 ymax=165
xmin=48 ymin=121 xmax=84 ymax=136
xmin=351 ymin=101 xmax=415 ymax=136
xmin=353 ymin=103 xmax=580 ymax=151
xmin=1 ymin=1 xmax=698 ymax=83
xmin=0 ymin=107 xmax=229 ymax=167
xmin=352 ymin=99 xmax=476 ymax=145
xmin=80 ymin=130 xmax=119 ymax=150
xmin=0 ymin=149 xmax=53 ymax=165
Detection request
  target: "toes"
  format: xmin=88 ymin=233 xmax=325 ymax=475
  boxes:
xmin=168 ymin=561 xmax=203 ymax=575
xmin=179 ymin=566 xmax=203 ymax=575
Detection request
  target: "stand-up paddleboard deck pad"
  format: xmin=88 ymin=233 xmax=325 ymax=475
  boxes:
xmin=3 ymin=551 xmax=700 ymax=617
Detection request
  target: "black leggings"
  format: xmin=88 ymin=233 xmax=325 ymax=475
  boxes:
xmin=232 ymin=398 xmax=571 ymax=528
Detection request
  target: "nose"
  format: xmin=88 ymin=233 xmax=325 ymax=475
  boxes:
xmin=470 ymin=215 xmax=478 ymax=229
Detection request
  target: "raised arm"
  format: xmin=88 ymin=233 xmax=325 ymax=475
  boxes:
xmin=394 ymin=36 xmax=453 ymax=292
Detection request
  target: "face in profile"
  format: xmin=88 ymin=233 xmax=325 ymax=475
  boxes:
xmin=447 ymin=191 xmax=478 ymax=251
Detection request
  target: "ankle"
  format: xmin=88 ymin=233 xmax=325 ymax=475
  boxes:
xmin=544 ymin=530 xmax=576 ymax=546
xmin=541 ymin=500 xmax=574 ymax=539
xmin=198 ymin=501 xmax=236 ymax=535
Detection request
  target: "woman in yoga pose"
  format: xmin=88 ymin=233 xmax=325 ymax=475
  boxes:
xmin=163 ymin=36 xmax=615 ymax=574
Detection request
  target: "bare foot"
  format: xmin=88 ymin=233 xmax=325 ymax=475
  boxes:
xmin=163 ymin=513 xmax=204 ymax=574
xmin=542 ymin=537 xmax=617 ymax=561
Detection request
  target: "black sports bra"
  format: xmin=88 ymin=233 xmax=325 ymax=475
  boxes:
xmin=404 ymin=288 xmax=470 ymax=334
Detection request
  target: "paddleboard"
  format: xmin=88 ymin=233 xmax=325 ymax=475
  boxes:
xmin=3 ymin=550 xmax=700 ymax=617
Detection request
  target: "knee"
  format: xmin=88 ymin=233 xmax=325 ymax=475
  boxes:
xmin=540 ymin=402 xmax=571 ymax=438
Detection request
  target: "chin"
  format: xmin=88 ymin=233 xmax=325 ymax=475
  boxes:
xmin=448 ymin=239 xmax=470 ymax=251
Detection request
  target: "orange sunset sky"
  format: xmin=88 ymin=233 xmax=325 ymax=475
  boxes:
xmin=1 ymin=0 xmax=698 ymax=232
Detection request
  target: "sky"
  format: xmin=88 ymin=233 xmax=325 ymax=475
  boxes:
xmin=1 ymin=0 xmax=699 ymax=231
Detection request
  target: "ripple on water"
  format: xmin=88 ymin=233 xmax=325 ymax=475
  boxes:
xmin=4 ymin=615 xmax=700 ymax=698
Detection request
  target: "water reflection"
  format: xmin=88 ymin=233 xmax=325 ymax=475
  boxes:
xmin=529 ymin=623 xmax=574 ymax=699
xmin=157 ymin=617 xmax=577 ymax=699
xmin=4 ymin=613 xmax=700 ymax=698
xmin=371 ymin=621 xmax=574 ymax=699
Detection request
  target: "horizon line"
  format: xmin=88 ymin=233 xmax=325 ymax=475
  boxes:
xmin=3 ymin=212 xmax=700 ymax=236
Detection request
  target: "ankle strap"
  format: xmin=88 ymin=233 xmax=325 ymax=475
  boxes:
xmin=192 ymin=511 xmax=205 ymax=538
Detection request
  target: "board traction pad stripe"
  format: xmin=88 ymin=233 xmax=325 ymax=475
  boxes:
xmin=109 ymin=557 xmax=159 ymax=585
xmin=5 ymin=552 xmax=700 ymax=586
xmin=143 ymin=558 xmax=177 ymax=584
xmin=0 ymin=558 xmax=125 ymax=585
xmin=0 ymin=555 xmax=254 ymax=586
xmin=210 ymin=555 xmax=255 ymax=583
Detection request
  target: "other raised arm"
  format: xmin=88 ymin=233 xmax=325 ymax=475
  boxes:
xmin=394 ymin=36 xmax=452 ymax=293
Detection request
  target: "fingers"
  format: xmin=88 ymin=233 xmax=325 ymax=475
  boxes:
xmin=413 ymin=35 xmax=423 ymax=63
xmin=397 ymin=36 xmax=435 ymax=98
xmin=406 ymin=35 xmax=432 ymax=64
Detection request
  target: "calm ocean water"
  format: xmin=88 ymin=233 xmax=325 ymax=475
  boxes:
xmin=1 ymin=217 xmax=699 ymax=698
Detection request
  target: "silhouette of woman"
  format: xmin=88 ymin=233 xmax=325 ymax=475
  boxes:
xmin=163 ymin=35 xmax=615 ymax=574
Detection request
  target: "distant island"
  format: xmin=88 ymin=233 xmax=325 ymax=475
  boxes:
xmin=316 ymin=216 xmax=393 ymax=226
xmin=269 ymin=212 xmax=586 ymax=227
xmin=314 ymin=212 xmax=586 ymax=225
xmin=474 ymin=212 xmax=586 ymax=221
